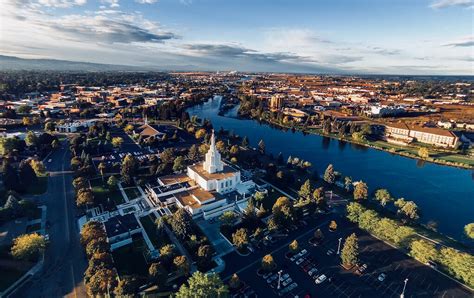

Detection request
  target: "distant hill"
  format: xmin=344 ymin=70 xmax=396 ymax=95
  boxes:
xmin=0 ymin=55 xmax=150 ymax=71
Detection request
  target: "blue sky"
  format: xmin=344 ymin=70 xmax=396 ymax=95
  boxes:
xmin=0 ymin=0 xmax=473 ymax=74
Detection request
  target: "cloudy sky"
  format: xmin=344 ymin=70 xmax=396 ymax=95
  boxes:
xmin=0 ymin=0 xmax=473 ymax=74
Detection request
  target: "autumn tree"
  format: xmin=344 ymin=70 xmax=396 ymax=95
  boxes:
xmin=174 ymin=255 xmax=190 ymax=276
xmin=375 ymin=189 xmax=392 ymax=206
xmin=11 ymin=233 xmax=46 ymax=260
xmin=410 ymin=239 xmax=438 ymax=263
xmin=261 ymin=254 xmax=276 ymax=272
xmin=341 ymin=233 xmax=359 ymax=267
xmin=353 ymin=181 xmax=368 ymax=201
xmin=289 ymin=240 xmax=299 ymax=254
xmin=324 ymin=164 xmax=335 ymax=184
xmin=232 ymin=228 xmax=249 ymax=250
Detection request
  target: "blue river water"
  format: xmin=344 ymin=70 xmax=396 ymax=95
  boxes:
xmin=187 ymin=96 xmax=474 ymax=244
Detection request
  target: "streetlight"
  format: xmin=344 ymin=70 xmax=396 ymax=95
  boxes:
xmin=337 ymin=237 xmax=342 ymax=255
xmin=277 ymin=270 xmax=283 ymax=290
xmin=400 ymin=278 xmax=408 ymax=298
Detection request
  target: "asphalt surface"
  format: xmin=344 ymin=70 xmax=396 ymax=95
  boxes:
xmin=221 ymin=214 xmax=473 ymax=298
xmin=12 ymin=140 xmax=88 ymax=298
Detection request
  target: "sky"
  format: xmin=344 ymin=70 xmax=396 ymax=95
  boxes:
xmin=0 ymin=0 xmax=473 ymax=74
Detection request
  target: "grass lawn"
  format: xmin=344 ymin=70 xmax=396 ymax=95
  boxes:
xmin=124 ymin=187 xmax=142 ymax=201
xmin=26 ymin=223 xmax=41 ymax=233
xmin=0 ymin=246 xmax=35 ymax=291
xmin=112 ymin=236 xmax=149 ymax=276
xmin=90 ymin=178 xmax=124 ymax=208
xmin=25 ymin=177 xmax=48 ymax=195
xmin=259 ymin=187 xmax=288 ymax=210
xmin=139 ymin=215 xmax=171 ymax=249
xmin=27 ymin=207 xmax=42 ymax=220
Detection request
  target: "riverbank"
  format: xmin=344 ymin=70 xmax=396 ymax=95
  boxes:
xmin=241 ymin=112 xmax=474 ymax=170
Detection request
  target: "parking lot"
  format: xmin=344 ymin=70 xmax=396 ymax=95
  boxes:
xmin=221 ymin=216 xmax=473 ymax=298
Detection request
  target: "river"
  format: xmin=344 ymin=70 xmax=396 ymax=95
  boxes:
xmin=187 ymin=96 xmax=474 ymax=244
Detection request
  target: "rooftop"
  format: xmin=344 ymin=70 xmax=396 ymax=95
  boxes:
xmin=104 ymin=213 xmax=141 ymax=238
xmin=189 ymin=162 xmax=238 ymax=181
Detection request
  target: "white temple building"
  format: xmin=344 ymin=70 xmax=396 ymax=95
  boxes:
xmin=146 ymin=130 xmax=255 ymax=219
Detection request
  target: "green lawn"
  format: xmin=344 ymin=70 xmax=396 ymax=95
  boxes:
xmin=258 ymin=187 xmax=288 ymax=210
xmin=90 ymin=178 xmax=124 ymax=208
xmin=139 ymin=215 xmax=171 ymax=249
xmin=112 ymin=236 xmax=149 ymax=276
xmin=124 ymin=187 xmax=142 ymax=201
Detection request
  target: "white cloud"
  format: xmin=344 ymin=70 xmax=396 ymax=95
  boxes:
xmin=135 ymin=0 xmax=158 ymax=4
xmin=430 ymin=0 xmax=473 ymax=9
xmin=37 ymin=0 xmax=86 ymax=8
xmin=443 ymin=36 xmax=474 ymax=47
xmin=101 ymin=0 xmax=119 ymax=8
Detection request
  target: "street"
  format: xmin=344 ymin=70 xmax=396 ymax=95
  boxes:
xmin=12 ymin=141 xmax=87 ymax=298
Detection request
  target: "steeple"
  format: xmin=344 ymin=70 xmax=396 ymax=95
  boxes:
xmin=203 ymin=130 xmax=223 ymax=174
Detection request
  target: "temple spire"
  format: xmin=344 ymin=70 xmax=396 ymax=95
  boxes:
xmin=204 ymin=129 xmax=223 ymax=174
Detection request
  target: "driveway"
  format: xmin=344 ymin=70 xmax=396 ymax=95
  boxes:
xmin=195 ymin=218 xmax=235 ymax=257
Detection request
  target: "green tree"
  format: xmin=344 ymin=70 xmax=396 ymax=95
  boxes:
xmin=438 ymin=247 xmax=474 ymax=287
xmin=228 ymin=273 xmax=241 ymax=290
xmin=174 ymin=255 xmax=190 ymax=276
xmin=340 ymin=233 xmax=359 ymax=267
xmin=86 ymin=268 xmax=118 ymax=297
xmin=44 ymin=121 xmax=56 ymax=132
xmin=272 ymin=196 xmax=295 ymax=227
xmin=324 ymin=164 xmax=335 ymax=184
xmin=19 ymin=159 xmax=37 ymax=186
xmin=298 ymin=179 xmax=312 ymax=200
xmin=176 ymin=272 xmax=228 ymax=298
xmin=114 ymin=275 xmax=140 ymax=297
xmin=188 ymin=144 xmax=200 ymax=161
xmin=29 ymin=159 xmax=46 ymax=176
xmin=11 ymin=233 xmax=46 ymax=260
xmin=148 ymin=262 xmax=168 ymax=288
xmin=346 ymin=202 xmax=365 ymax=223
xmin=401 ymin=201 xmax=419 ymax=220
xmin=353 ymin=181 xmax=368 ymax=200
xmin=464 ymin=223 xmax=474 ymax=239
xmin=219 ymin=211 xmax=236 ymax=227
xmin=410 ymin=239 xmax=438 ymax=263
xmin=25 ymin=131 xmax=38 ymax=147
xmin=121 ymin=154 xmax=137 ymax=184
xmin=76 ymin=188 xmax=94 ymax=207
xmin=159 ymin=244 xmax=176 ymax=263
xmin=107 ymin=175 xmax=118 ymax=189
xmin=261 ymin=254 xmax=276 ymax=272
xmin=375 ymin=189 xmax=392 ymax=206
xmin=289 ymin=240 xmax=299 ymax=253
xmin=111 ymin=137 xmax=124 ymax=149
xmin=168 ymin=209 xmax=193 ymax=239
xmin=232 ymin=228 xmax=249 ymax=250
xmin=418 ymin=147 xmax=429 ymax=158
xmin=173 ymin=156 xmax=186 ymax=172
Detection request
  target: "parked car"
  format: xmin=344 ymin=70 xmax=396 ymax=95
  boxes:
xmin=296 ymin=258 xmax=305 ymax=265
xmin=282 ymin=277 xmax=293 ymax=287
xmin=426 ymin=261 xmax=438 ymax=269
xmin=378 ymin=273 xmax=387 ymax=282
xmin=326 ymin=249 xmax=335 ymax=256
xmin=308 ymin=268 xmax=318 ymax=276
xmin=356 ymin=264 xmax=367 ymax=275
xmin=315 ymin=274 xmax=327 ymax=284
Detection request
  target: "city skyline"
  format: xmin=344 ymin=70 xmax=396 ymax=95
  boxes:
xmin=0 ymin=0 xmax=473 ymax=74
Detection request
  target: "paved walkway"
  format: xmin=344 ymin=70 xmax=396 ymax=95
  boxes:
xmin=195 ymin=218 xmax=235 ymax=257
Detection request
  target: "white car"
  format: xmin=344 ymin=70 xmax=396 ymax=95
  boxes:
xmin=287 ymin=283 xmax=298 ymax=291
xmin=326 ymin=249 xmax=335 ymax=256
xmin=300 ymin=249 xmax=308 ymax=256
xmin=378 ymin=273 xmax=387 ymax=282
xmin=290 ymin=254 xmax=299 ymax=262
xmin=296 ymin=258 xmax=305 ymax=265
xmin=315 ymin=274 xmax=327 ymax=284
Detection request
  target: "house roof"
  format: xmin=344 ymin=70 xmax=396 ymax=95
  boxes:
xmin=189 ymin=162 xmax=238 ymax=181
xmin=104 ymin=214 xmax=140 ymax=238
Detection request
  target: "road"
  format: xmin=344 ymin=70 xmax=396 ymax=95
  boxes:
xmin=13 ymin=140 xmax=88 ymax=298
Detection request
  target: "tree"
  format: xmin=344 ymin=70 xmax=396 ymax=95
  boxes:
xmin=25 ymin=131 xmax=38 ymax=147
xmin=111 ymin=137 xmax=124 ymax=149
xmin=4 ymin=195 xmax=20 ymax=214
xmin=329 ymin=220 xmax=337 ymax=231
xmin=272 ymin=196 xmax=295 ymax=227
xmin=168 ymin=209 xmax=193 ymax=239
xmin=188 ymin=144 xmax=200 ymax=161
xmin=98 ymin=162 xmax=107 ymax=180
xmin=107 ymin=175 xmax=118 ymax=189
xmin=229 ymin=273 xmax=241 ymax=290
xmin=289 ymin=240 xmax=299 ymax=253
xmin=312 ymin=187 xmax=325 ymax=206
xmin=340 ymin=233 xmax=359 ymax=267
xmin=314 ymin=228 xmax=324 ymax=240
xmin=2 ymin=162 xmax=20 ymax=191
xmin=124 ymin=124 xmax=134 ymax=134
xmin=254 ymin=191 xmax=266 ymax=203
xmin=197 ymin=244 xmax=213 ymax=269
xmin=229 ymin=145 xmax=239 ymax=156
xmin=241 ymin=136 xmax=249 ymax=148
xmin=298 ymin=179 xmax=312 ymax=200
xmin=464 ymin=223 xmax=474 ymax=239
xmin=86 ymin=238 xmax=109 ymax=256
xmin=258 ymin=139 xmax=265 ymax=154
xmin=346 ymin=202 xmax=365 ymax=223
xmin=19 ymin=160 xmax=37 ymax=185
xmin=23 ymin=117 xmax=32 ymax=126
xmin=29 ymin=159 xmax=46 ymax=176
xmin=344 ymin=176 xmax=353 ymax=192
xmin=173 ymin=156 xmax=186 ymax=172
xmin=148 ymin=262 xmax=168 ymax=288
xmin=418 ymin=147 xmax=429 ymax=159
xmin=324 ymin=164 xmax=335 ymax=184
xmin=86 ymin=268 xmax=118 ymax=297
xmin=195 ymin=128 xmax=206 ymax=139
xmin=176 ymin=272 xmax=228 ymax=298
xmin=232 ymin=228 xmax=249 ymax=250
xmin=121 ymin=154 xmax=137 ymax=184
xmin=353 ymin=181 xmax=368 ymax=201
xmin=219 ymin=211 xmax=236 ymax=227
xmin=160 ymin=244 xmax=176 ymax=263
xmin=18 ymin=105 xmax=32 ymax=114
xmin=11 ymin=233 xmax=46 ymax=260
xmin=76 ymin=188 xmax=94 ymax=207
xmin=44 ymin=121 xmax=56 ymax=132
xmin=375 ymin=189 xmax=392 ymax=206
xmin=114 ymin=275 xmax=140 ymax=297
xmin=81 ymin=221 xmax=106 ymax=246
xmin=401 ymin=201 xmax=419 ymax=220
xmin=73 ymin=177 xmax=87 ymax=190
xmin=261 ymin=254 xmax=276 ymax=272
xmin=410 ymin=239 xmax=438 ymax=263
xmin=174 ymin=255 xmax=190 ymax=276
